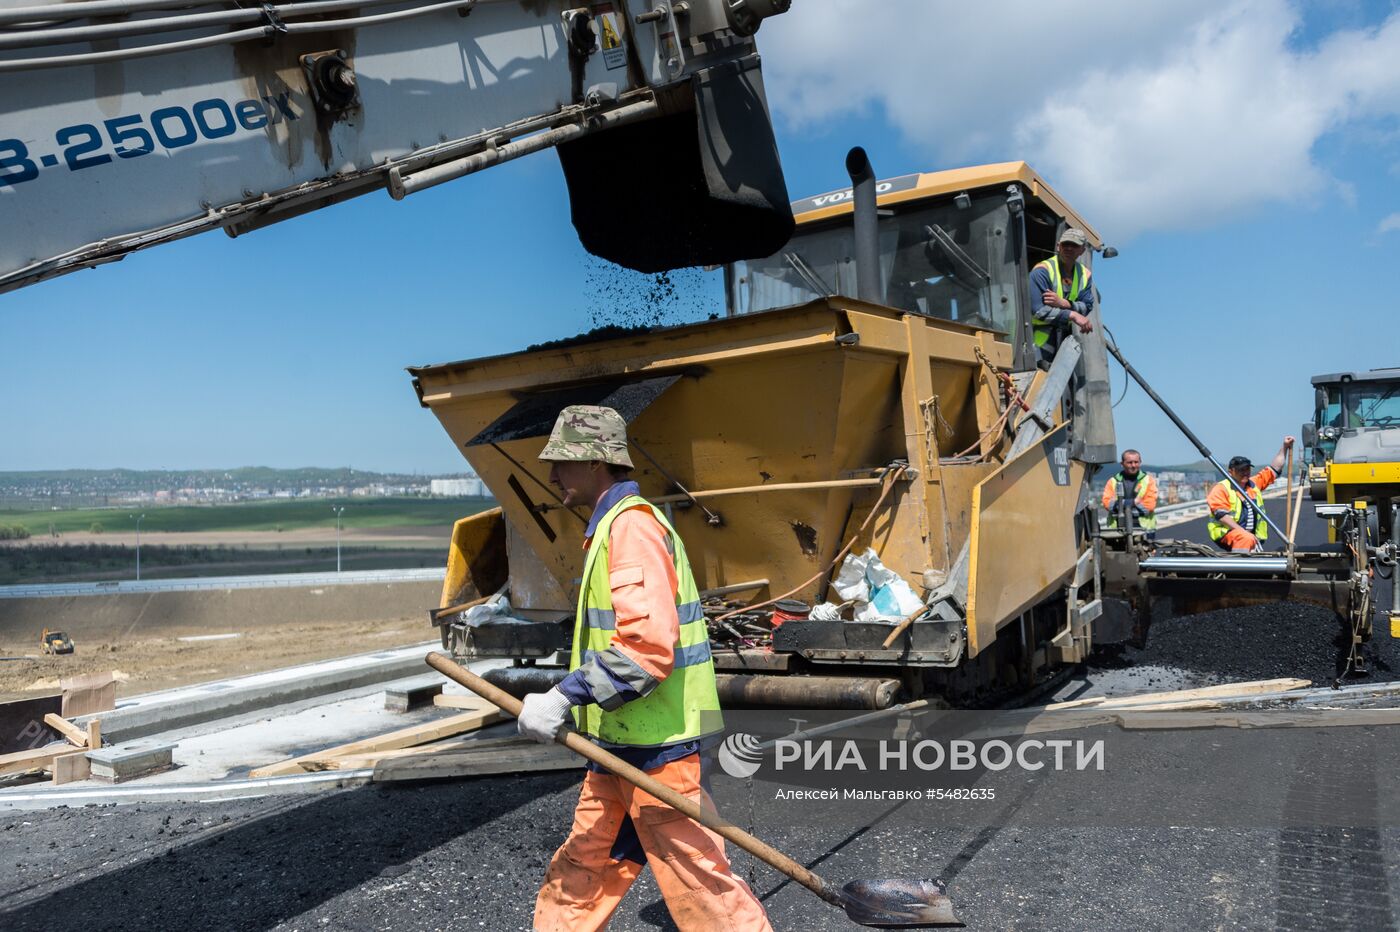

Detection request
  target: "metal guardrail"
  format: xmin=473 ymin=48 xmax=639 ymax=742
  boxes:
xmin=0 ymin=567 xmax=446 ymax=600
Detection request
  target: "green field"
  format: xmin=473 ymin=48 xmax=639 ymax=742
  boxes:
xmin=1 ymin=496 xmax=496 ymax=537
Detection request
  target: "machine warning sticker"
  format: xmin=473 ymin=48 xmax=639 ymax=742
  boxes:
xmin=593 ymin=5 xmax=627 ymax=70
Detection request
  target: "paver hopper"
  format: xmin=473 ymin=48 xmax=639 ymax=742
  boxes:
xmin=411 ymin=159 xmax=1124 ymax=705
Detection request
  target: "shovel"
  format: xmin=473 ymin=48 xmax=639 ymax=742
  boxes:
xmin=426 ymin=653 xmax=960 ymax=928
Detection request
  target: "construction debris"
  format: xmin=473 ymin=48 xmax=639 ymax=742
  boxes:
xmin=383 ymin=677 xmax=444 ymax=712
xmin=250 ymin=702 xmax=503 ymax=778
xmin=1046 ymin=677 xmax=1313 ymax=710
xmin=0 ymin=743 xmax=83 ymax=778
xmin=366 ymin=737 xmax=579 ymax=782
xmin=42 ymin=713 xmax=89 ymax=748
xmin=88 ymin=742 xmax=175 ymax=784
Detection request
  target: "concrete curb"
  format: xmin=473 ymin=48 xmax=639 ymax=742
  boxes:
xmin=0 ymin=769 xmax=376 ymax=810
xmin=77 ymin=642 xmax=442 ymax=743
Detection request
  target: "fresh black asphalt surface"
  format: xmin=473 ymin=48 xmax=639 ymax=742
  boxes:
xmin=3 ymin=496 xmax=1397 ymax=931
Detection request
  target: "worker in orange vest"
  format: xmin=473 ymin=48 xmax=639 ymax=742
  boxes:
xmin=1206 ymin=436 xmax=1295 ymax=551
xmin=1102 ymin=449 xmax=1159 ymax=542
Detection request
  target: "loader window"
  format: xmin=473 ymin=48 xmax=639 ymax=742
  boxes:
xmin=728 ymin=192 xmax=1021 ymax=337
xmin=1317 ymin=385 xmax=1342 ymax=429
xmin=727 ymin=222 xmax=899 ymax=310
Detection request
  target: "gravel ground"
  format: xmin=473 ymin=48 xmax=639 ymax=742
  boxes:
xmin=2 ymin=500 xmax=1396 ymax=931
xmin=2 ymin=775 xmax=1396 ymax=931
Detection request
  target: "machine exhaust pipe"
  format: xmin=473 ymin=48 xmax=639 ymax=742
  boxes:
xmin=845 ymin=146 xmax=885 ymax=305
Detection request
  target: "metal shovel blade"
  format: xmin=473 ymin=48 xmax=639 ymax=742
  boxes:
xmin=840 ymin=879 xmax=962 ymax=928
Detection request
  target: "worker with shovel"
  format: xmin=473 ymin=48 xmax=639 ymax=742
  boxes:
xmin=1207 ymin=436 xmax=1295 ymax=552
xmin=517 ymin=404 xmax=772 ymax=932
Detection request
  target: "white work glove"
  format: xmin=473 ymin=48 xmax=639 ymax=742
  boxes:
xmin=516 ymin=687 xmax=574 ymax=744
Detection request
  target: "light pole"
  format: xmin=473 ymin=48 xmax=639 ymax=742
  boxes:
xmin=332 ymin=505 xmax=345 ymax=573
xmin=131 ymin=513 xmax=145 ymax=580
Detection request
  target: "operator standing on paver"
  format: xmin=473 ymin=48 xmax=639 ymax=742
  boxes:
xmin=515 ymin=404 xmax=772 ymax=932
xmin=1030 ymin=228 xmax=1095 ymax=360
xmin=1102 ymin=449 xmax=1159 ymax=542
xmin=1207 ymin=436 xmax=1296 ymax=552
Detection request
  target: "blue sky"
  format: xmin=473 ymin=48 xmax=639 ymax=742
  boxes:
xmin=3 ymin=0 xmax=1398 ymax=473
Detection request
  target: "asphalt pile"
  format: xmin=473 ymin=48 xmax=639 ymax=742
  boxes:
xmin=1103 ymin=599 xmax=1398 ymax=688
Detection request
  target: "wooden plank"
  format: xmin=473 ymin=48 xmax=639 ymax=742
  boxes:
xmin=302 ymin=736 xmax=535 ymax=772
xmin=971 ymin=704 xmax=1400 ymax=743
xmin=249 ymin=706 xmax=504 ymax=778
xmin=44 ymin=713 xmax=88 ymax=748
xmin=433 ymin=693 xmax=497 ymax=709
xmin=0 ymin=742 xmax=73 ymax=777
xmin=51 ymin=750 xmax=91 ymax=785
xmin=1113 ymin=708 xmax=1400 ymax=731
xmin=293 ymin=736 xmax=515 ymax=772
xmin=1046 ymin=678 xmax=1312 ymax=710
xmin=87 ymin=718 xmax=101 ymax=751
xmin=371 ymin=742 xmax=581 ymax=782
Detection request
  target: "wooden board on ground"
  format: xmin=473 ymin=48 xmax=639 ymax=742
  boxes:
xmin=299 ymin=736 xmax=542 ymax=772
xmin=1046 ymin=677 xmax=1311 ymax=710
xmin=250 ymin=703 xmax=504 ymax=778
xmin=371 ymin=740 xmax=581 ymax=783
xmin=293 ymin=735 xmax=504 ymax=772
xmin=51 ymin=750 xmax=91 ymax=785
xmin=0 ymin=741 xmax=77 ymax=777
xmin=433 ymin=692 xmax=493 ymax=709
xmin=43 ymin=713 xmax=89 ymax=748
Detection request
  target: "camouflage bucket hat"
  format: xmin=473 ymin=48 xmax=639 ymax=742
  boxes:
xmin=538 ymin=405 xmax=634 ymax=468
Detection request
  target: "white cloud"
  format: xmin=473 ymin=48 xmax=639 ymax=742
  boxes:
xmin=759 ymin=0 xmax=1400 ymax=239
xmin=1380 ymin=213 xmax=1400 ymax=233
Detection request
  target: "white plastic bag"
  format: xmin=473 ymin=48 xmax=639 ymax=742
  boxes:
xmin=809 ymin=602 xmax=844 ymax=621
xmin=832 ymin=550 xmax=872 ymax=603
xmin=838 ymin=548 xmax=925 ymax=622
xmin=464 ymin=591 xmax=514 ymax=627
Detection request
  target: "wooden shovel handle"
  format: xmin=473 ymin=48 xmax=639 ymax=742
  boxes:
xmin=425 ymin=653 xmax=844 ymax=907
xmin=881 ymin=606 xmax=929 ymax=649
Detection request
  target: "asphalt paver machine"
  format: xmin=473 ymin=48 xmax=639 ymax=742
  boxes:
xmin=417 ymin=151 xmax=1398 ymax=704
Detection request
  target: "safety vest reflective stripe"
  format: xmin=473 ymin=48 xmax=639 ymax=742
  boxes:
xmin=584 ymin=600 xmax=705 ymax=631
xmin=1207 ymin=483 xmax=1268 ymax=542
xmin=581 ymin=640 xmax=713 ymax=669
xmin=1032 ymin=258 xmax=1089 ymax=347
xmin=570 ymin=494 xmax=721 ymax=747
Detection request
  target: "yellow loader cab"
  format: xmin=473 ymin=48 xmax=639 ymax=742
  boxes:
xmin=410 ymin=158 xmax=1122 ymax=706
xmin=1303 ymin=368 xmax=1400 ymax=545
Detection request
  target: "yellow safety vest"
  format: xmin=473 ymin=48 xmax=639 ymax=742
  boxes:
xmin=570 ymin=494 xmax=721 ymax=747
xmin=1033 ymin=258 xmax=1090 ymax=347
xmin=1207 ymin=481 xmax=1267 ymax=543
